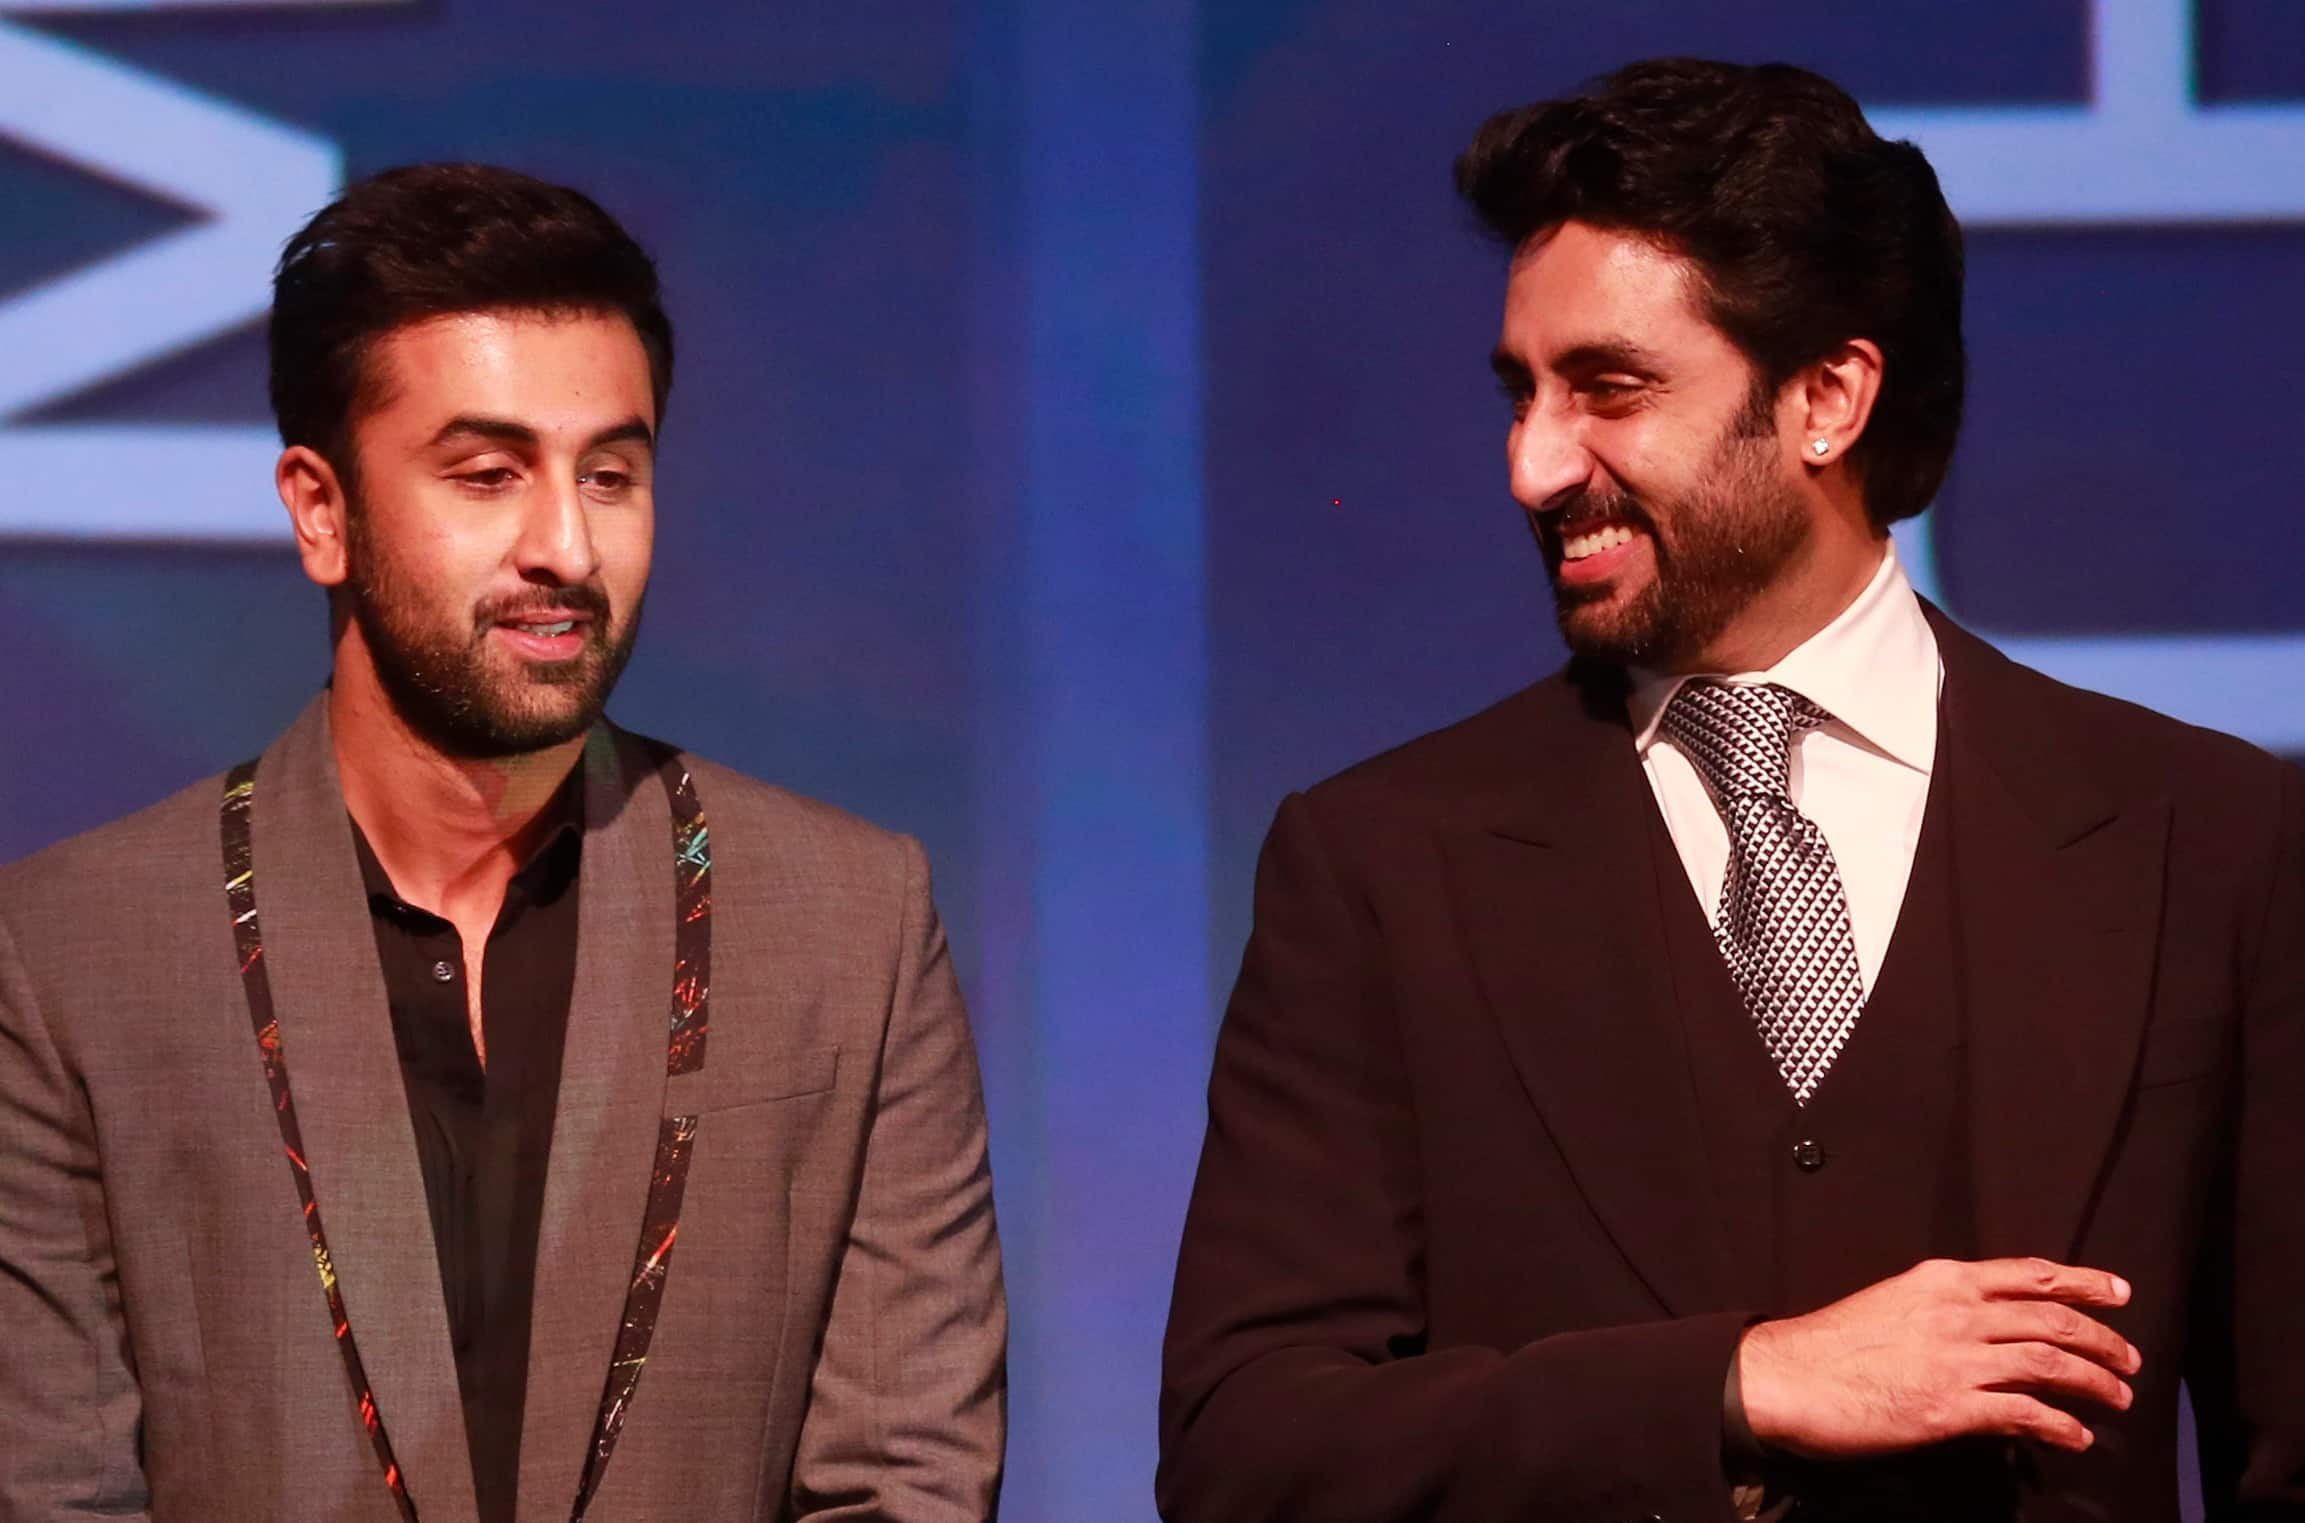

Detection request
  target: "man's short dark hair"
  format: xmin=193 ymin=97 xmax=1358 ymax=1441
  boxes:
xmin=269 ymin=163 xmax=674 ymax=480
xmin=1454 ymin=58 xmax=1964 ymax=529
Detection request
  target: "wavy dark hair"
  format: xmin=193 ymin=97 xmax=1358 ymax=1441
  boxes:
xmin=1455 ymin=58 xmax=1964 ymax=528
xmin=269 ymin=162 xmax=674 ymax=482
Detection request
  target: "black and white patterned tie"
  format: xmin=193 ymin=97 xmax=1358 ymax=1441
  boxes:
xmin=1660 ymin=680 xmax=1864 ymax=1105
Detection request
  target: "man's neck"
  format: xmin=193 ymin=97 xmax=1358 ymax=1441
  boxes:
xmin=1674 ymin=527 xmax=1889 ymax=677
xmin=329 ymin=674 xmax=583 ymax=923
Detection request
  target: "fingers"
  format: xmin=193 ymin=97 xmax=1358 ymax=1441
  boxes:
xmin=1967 ymin=1392 xmax=2095 ymax=1453
xmin=1979 ymin=1340 xmax=2135 ymax=1413
xmin=1979 ymin=1300 xmax=2141 ymax=1377
xmin=1969 ymin=1256 xmax=2131 ymax=1309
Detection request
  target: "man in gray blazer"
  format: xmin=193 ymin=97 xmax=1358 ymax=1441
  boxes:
xmin=0 ymin=164 xmax=1005 ymax=1523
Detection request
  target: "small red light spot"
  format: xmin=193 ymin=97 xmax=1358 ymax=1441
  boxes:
xmin=1331 ymin=497 xmax=1342 ymax=506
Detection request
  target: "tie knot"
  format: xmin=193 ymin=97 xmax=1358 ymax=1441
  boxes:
xmin=1659 ymin=680 xmax=1830 ymax=802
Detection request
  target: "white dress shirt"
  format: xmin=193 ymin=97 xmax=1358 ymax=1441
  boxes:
xmin=1627 ymin=543 xmax=1943 ymax=996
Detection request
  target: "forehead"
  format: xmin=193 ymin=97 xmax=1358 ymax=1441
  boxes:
xmin=361 ymin=309 xmax=657 ymax=438
xmin=1499 ymin=221 xmax=1735 ymax=368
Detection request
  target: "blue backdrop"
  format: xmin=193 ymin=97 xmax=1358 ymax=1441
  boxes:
xmin=1 ymin=2 xmax=2298 ymax=1518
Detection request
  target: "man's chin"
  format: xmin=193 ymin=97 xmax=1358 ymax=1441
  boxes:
xmin=1554 ymin=590 xmax=1675 ymax=668
xmin=391 ymin=678 xmax=608 ymax=760
xmin=481 ymin=682 xmax=614 ymax=746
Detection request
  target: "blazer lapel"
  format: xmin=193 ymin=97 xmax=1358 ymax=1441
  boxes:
xmin=253 ymin=696 xmax=482 ymax=1523
xmin=515 ymin=727 xmax=674 ymax=1523
xmin=1931 ymin=611 xmax=2171 ymax=1261
xmin=1438 ymin=671 xmax=1727 ymax=1317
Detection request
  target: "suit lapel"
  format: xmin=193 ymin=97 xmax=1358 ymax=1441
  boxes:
xmin=1438 ymin=671 xmax=1727 ymax=1316
xmin=253 ymin=697 xmax=482 ymax=1523
xmin=1930 ymin=611 xmax=2170 ymax=1261
xmin=515 ymin=727 xmax=673 ymax=1523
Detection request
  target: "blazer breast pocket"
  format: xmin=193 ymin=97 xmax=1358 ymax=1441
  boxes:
xmin=2132 ymin=1017 xmax=2226 ymax=1091
xmin=663 ymin=1043 xmax=841 ymax=1117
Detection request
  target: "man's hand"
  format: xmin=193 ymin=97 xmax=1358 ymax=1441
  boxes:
xmin=1737 ymin=1257 xmax=2140 ymax=1458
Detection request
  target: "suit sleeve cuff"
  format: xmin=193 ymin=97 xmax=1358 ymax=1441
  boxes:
xmin=1722 ymin=1326 xmax=1767 ymax=1471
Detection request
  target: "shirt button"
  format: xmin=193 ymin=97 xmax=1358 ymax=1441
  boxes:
xmin=431 ymin=959 xmax=456 ymax=983
xmin=1792 ymin=1139 xmax=1826 ymax=1172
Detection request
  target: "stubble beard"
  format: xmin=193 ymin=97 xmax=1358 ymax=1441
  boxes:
xmin=1550 ymin=414 xmax=1809 ymax=671
xmin=343 ymin=508 xmax=643 ymax=760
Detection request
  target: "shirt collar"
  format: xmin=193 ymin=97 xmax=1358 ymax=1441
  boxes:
xmin=1626 ymin=540 xmax=1942 ymax=774
xmin=351 ymin=770 xmax=586 ymax=920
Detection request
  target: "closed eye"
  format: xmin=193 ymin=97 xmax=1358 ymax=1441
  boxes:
xmin=1577 ymin=377 xmax=1647 ymax=413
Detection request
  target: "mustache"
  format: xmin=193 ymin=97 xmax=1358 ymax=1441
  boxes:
xmin=472 ymin=582 xmax=613 ymax=633
xmin=1548 ymin=485 xmax=1655 ymax=538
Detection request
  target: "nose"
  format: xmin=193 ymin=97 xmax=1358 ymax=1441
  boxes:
xmin=1508 ymin=404 xmax=1593 ymax=517
xmin=513 ymin=470 xmax=601 ymax=587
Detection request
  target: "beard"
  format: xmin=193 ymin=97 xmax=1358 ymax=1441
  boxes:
xmin=1543 ymin=409 xmax=1808 ymax=670
xmin=343 ymin=509 xmax=642 ymax=760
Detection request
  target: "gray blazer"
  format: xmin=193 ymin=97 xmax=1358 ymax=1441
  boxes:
xmin=0 ymin=697 xmax=1006 ymax=1522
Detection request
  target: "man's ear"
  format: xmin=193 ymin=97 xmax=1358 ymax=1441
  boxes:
xmin=279 ymin=445 xmax=352 ymax=588
xmin=1793 ymin=338 xmax=1885 ymax=469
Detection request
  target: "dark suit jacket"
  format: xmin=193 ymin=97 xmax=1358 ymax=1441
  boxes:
xmin=0 ymin=698 xmax=1006 ymax=1522
xmin=1158 ymin=610 xmax=2305 ymax=1523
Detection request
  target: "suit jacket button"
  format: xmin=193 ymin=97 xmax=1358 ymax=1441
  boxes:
xmin=1792 ymin=1139 xmax=1826 ymax=1172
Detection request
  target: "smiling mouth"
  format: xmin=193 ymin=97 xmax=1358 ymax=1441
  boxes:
xmin=1559 ymin=522 xmax=1640 ymax=561
xmin=488 ymin=612 xmax=596 ymax=657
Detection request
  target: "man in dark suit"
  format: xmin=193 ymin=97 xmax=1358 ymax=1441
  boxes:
xmin=1159 ymin=59 xmax=2305 ymax=1523
xmin=0 ymin=165 xmax=1005 ymax=1522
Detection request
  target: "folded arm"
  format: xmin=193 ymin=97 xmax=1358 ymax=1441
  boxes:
xmin=1158 ymin=790 xmax=1751 ymax=1523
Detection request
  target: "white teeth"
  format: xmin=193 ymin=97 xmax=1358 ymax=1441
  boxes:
xmin=521 ymin=620 xmax=576 ymax=636
xmin=1562 ymin=524 xmax=1636 ymax=560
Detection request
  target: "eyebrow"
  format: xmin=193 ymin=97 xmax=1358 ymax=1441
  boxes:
xmin=585 ymin=417 xmax=656 ymax=454
xmin=1550 ymin=340 xmax=1669 ymax=376
xmin=427 ymin=415 xmax=656 ymax=453
xmin=1489 ymin=339 xmax=1671 ymax=382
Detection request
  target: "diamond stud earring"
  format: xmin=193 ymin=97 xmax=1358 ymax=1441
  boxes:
xmin=1810 ymin=439 xmax=1831 ymax=457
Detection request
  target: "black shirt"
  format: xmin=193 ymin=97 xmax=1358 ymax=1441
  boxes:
xmin=352 ymin=797 xmax=582 ymax=1523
